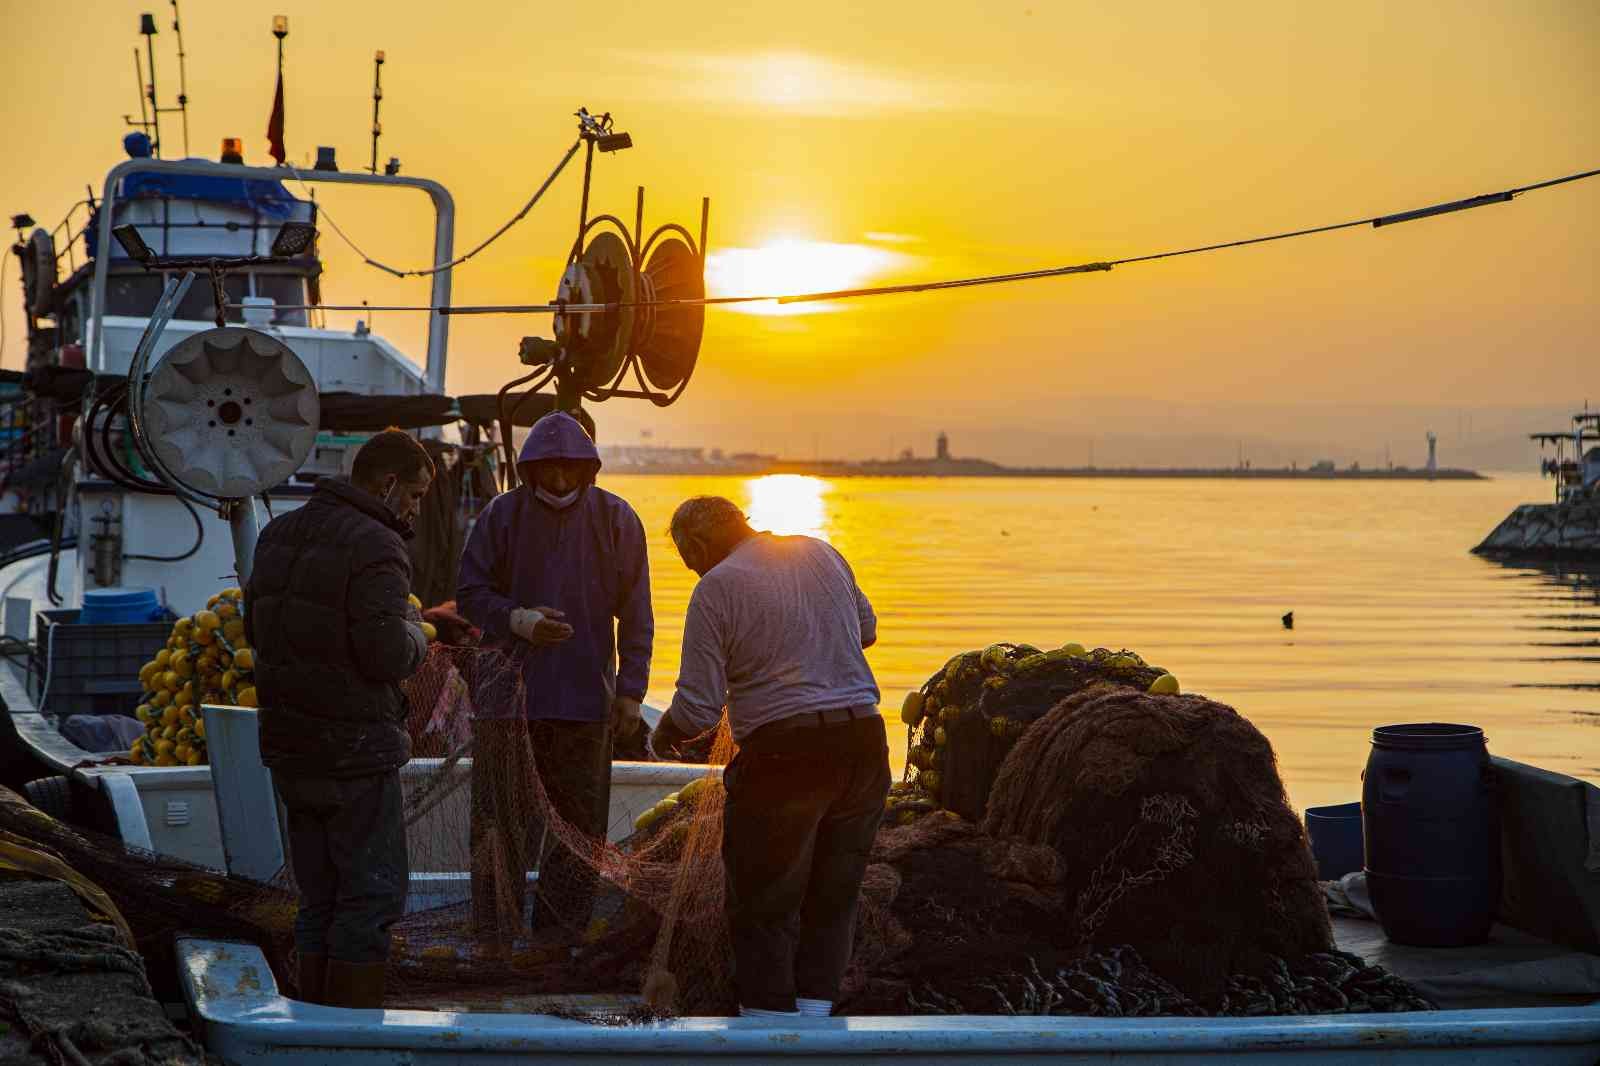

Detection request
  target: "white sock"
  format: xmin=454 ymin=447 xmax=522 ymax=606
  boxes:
xmin=796 ymin=998 xmax=833 ymax=1017
xmin=739 ymin=1005 xmax=802 ymax=1018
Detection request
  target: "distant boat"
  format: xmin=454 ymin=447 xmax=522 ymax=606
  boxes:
xmin=1474 ymin=411 xmax=1600 ymax=559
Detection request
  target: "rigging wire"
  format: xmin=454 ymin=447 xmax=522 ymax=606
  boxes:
xmin=248 ymin=165 xmax=1600 ymax=316
xmin=287 ymin=138 xmax=582 ymax=279
xmin=0 ymin=251 xmax=8 ymax=363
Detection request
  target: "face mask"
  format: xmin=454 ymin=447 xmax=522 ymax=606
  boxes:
xmin=535 ymin=485 xmax=582 ymax=510
xmin=380 ymin=476 xmax=417 ymax=532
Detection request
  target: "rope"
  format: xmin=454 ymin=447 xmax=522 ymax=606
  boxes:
xmin=287 ymin=138 xmax=582 ymax=279
xmin=250 ymin=164 xmax=1600 ymax=315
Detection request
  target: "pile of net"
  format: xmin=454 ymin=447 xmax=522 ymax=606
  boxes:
xmin=898 ymin=641 xmax=1177 ymax=822
xmin=0 ymin=635 xmax=1433 ymax=1021
xmin=381 ymin=640 xmax=1432 ymax=1018
xmin=0 ymin=785 xmax=297 ymax=1004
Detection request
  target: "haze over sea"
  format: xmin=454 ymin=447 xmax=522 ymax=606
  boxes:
xmin=611 ymin=473 xmax=1600 ymax=812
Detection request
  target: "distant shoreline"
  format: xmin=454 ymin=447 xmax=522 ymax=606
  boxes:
xmin=603 ymin=459 xmax=1487 ymax=480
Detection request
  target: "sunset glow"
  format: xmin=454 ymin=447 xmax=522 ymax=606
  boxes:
xmin=1 ymin=2 xmax=1594 ymax=464
xmin=705 ymin=239 xmax=907 ymax=315
xmin=745 ymin=475 xmax=831 ymax=538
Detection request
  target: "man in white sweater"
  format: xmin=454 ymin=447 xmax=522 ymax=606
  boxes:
xmin=651 ymin=495 xmax=889 ymax=1019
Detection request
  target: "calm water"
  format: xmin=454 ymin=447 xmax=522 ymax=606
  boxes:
xmin=607 ymin=473 xmax=1599 ymax=812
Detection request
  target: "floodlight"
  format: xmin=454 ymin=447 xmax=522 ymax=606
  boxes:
xmin=269 ymin=221 xmax=317 ymax=258
xmin=113 ymin=224 xmax=156 ymax=265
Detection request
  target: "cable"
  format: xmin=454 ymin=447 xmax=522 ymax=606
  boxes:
xmin=251 ymin=165 xmax=1600 ymax=315
xmin=288 ymin=137 xmax=582 ymax=279
xmin=125 ymin=489 xmax=204 ymax=562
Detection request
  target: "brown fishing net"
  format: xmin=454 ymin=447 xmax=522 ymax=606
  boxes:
xmin=1 ymin=636 xmax=1432 ymax=1020
xmin=384 ymin=642 xmax=739 ymax=1013
xmin=897 ymin=643 xmax=1171 ymax=823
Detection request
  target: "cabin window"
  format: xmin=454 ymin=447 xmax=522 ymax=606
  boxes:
xmin=252 ymin=274 xmax=309 ymax=326
xmin=173 ymin=274 xmax=248 ymax=324
xmin=106 ymin=274 xmax=165 ymax=317
xmin=102 ymin=269 xmax=310 ymax=327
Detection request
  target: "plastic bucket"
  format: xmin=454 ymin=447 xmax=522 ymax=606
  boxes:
xmin=1304 ymin=801 xmax=1363 ymax=880
xmin=1362 ymin=722 xmax=1500 ymax=947
xmin=78 ymin=587 xmax=162 ymax=625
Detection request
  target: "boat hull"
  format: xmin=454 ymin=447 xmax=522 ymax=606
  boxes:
xmin=177 ymin=938 xmax=1600 ymax=1065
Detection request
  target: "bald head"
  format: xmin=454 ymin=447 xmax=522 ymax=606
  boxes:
xmin=670 ymin=496 xmax=755 ymax=577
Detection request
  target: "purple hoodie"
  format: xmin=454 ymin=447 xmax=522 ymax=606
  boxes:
xmin=456 ymin=412 xmax=653 ymax=721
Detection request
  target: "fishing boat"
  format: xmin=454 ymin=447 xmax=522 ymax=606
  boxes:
xmin=1474 ymin=410 xmax=1600 ymax=559
xmin=1 ymin=25 xmax=1595 ymax=1065
xmin=0 ymin=132 xmax=703 ymax=870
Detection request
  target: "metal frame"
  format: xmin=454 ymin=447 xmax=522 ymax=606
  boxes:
xmin=91 ymin=158 xmax=456 ymax=392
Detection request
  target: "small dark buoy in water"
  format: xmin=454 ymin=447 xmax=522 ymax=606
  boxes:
xmin=1001 ymin=530 xmax=1010 ymax=536
xmin=1282 ymin=611 xmax=1295 ymax=630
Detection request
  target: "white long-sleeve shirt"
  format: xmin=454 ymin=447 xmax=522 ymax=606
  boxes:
xmin=666 ymin=533 xmax=880 ymax=741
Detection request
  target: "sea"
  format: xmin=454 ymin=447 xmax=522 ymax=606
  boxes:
xmin=607 ymin=472 xmax=1599 ymax=812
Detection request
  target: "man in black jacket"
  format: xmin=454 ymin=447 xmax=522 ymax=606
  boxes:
xmin=245 ymin=429 xmax=434 ymax=1009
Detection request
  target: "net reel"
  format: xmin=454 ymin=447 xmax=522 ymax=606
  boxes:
xmin=512 ymin=110 xmax=710 ymax=416
xmin=531 ymin=190 xmax=709 ymax=411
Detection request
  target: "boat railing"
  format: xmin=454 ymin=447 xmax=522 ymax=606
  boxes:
xmin=89 ymin=158 xmax=456 ymax=393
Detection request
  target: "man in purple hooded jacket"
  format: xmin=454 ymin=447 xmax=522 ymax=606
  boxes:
xmin=457 ymin=410 xmax=653 ymax=937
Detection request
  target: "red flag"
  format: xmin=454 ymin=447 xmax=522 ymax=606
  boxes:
xmin=267 ymin=70 xmax=286 ymax=165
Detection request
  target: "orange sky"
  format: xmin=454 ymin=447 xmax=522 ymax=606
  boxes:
xmin=3 ymin=1 xmax=1596 ymax=463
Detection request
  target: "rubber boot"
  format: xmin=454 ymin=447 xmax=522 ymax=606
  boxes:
xmin=295 ymin=952 xmax=328 ymax=1005
xmin=324 ymin=959 xmax=387 ymax=1009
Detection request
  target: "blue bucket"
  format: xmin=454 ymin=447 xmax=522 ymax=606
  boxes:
xmin=1305 ymin=801 xmax=1364 ymax=880
xmin=78 ymin=587 xmax=163 ymax=625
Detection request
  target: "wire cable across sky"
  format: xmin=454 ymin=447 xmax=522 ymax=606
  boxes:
xmin=285 ymin=138 xmax=583 ymax=279
xmin=245 ymin=165 xmax=1599 ymax=316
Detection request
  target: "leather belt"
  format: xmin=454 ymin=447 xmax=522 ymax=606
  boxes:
xmin=760 ymin=705 xmax=879 ymax=736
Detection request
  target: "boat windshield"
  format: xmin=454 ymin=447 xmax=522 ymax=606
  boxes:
xmin=104 ymin=271 xmax=309 ymax=326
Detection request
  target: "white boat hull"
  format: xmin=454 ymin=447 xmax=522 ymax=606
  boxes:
xmin=177 ymin=938 xmax=1600 ymax=1065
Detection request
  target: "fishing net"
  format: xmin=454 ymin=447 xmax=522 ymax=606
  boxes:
xmin=382 ymin=641 xmax=738 ymax=1014
xmin=896 ymin=643 xmax=1171 ymax=822
xmin=2 ymin=633 xmax=1432 ymax=1020
xmin=0 ymin=785 xmax=298 ymax=1005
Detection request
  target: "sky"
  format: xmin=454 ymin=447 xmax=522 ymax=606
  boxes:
xmin=2 ymin=1 xmax=1596 ymax=467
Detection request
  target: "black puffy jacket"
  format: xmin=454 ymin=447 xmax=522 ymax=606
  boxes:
xmin=245 ymin=478 xmax=427 ymax=778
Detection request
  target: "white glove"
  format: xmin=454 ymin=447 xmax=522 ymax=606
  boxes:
xmin=509 ymin=606 xmax=573 ymax=646
xmin=509 ymin=607 xmax=544 ymax=641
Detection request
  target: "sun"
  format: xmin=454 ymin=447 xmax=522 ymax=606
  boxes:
xmin=705 ymin=238 xmax=903 ymax=315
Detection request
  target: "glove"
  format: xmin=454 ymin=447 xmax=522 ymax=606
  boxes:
xmin=649 ymin=709 xmax=696 ymax=761
xmin=509 ymin=607 xmax=543 ymax=641
xmin=509 ymin=606 xmax=573 ymax=646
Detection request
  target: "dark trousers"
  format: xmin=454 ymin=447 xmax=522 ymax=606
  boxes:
xmin=274 ymin=769 xmax=409 ymax=963
xmin=722 ymin=714 xmax=891 ymax=1012
xmin=470 ymin=717 xmax=612 ymax=937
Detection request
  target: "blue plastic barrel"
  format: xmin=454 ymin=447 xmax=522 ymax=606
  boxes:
xmin=1362 ymin=723 xmax=1500 ymax=947
xmin=1305 ymin=801 xmax=1363 ymax=880
xmin=78 ymin=587 xmax=162 ymax=625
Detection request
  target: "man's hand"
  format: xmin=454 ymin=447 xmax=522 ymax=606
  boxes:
xmin=611 ymin=695 xmax=643 ymax=738
xmin=509 ymin=606 xmax=573 ymax=647
xmin=648 ymin=710 xmax=696 ymax=762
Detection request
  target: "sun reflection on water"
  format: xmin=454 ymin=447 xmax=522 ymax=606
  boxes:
xmin=744 ymin=475 xmax=831 ymax=539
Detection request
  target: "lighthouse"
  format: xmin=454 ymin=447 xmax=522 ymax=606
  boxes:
xmin=936 ymin=431 xmax=950 ymax=461
xmin=1426 ymin=431 xmax=1438 ymax=479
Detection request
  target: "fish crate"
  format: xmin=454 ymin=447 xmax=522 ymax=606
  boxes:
xmin=29 ymin=610 xmax=171 ymax=718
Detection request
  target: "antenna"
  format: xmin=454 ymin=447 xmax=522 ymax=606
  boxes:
xmin=140 ymin=12 xmax=162 ymax=157
xmin=170 ymin=0 xmax=191 ymax=156
xmin=370 ymin=50 xmax=385 ymax=174
xmin=128 ymin=47 xmax=153 ymax=139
